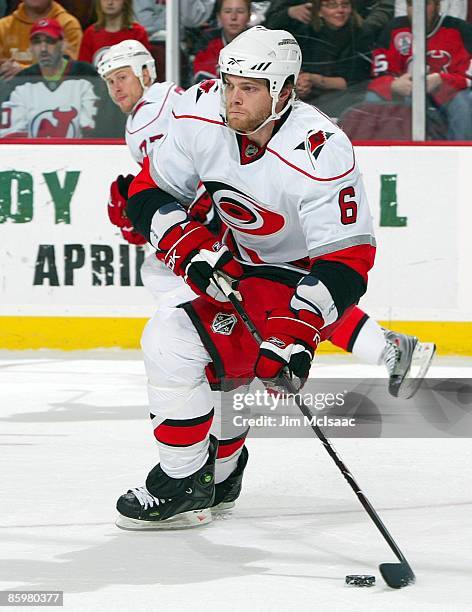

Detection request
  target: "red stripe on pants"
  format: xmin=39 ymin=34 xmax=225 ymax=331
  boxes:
xmin=217 ymin=437 xmax=246 ymax=459
xmin=155 ymin=415 xmax=213 ymax=447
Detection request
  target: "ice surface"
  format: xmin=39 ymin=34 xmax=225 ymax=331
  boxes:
xmin=1 ymin=353 xmax=471 ymax=612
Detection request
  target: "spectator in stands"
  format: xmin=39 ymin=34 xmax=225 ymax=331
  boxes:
xmin=79 ymin=0 xmax=149 ymax=67
xmin=295 ymin=0 xmax=374 ymax=117
xmin=367 ymin=0 xmax=472 ymax=139
xmin=193 ymin=0 xmax=251 ymax=82
xmin=0 ymin=18 xmax=99 ymax=138
xmin=0 ymin=0 xmax=82 ymax=80
xmin=265 ymin=0 xmax=394 ymax=37
xmin=133 ymin=0 xmax=216 ymax=40
xmin=60 ymin=0 xmax=96 ymax=30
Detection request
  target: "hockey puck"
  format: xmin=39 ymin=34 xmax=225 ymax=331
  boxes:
xmin=345 ymin=575 xmax=376 ymax=587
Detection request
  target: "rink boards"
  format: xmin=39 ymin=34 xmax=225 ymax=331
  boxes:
xmin=0 ymin=141 xmax=471 ymax=354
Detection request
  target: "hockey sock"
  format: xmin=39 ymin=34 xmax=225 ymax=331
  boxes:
xmin=157 ymin=437 xmax=211 ymax=479
xmin=351 ymin=317 xmax=387 ymax=365
xmin=152 ymin=408 xmax=214 ymax=479
xmin=215 ymin=434 xmax=247 ymax=484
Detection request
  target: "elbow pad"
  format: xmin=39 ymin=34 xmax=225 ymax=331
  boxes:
xmin=290 ymin=261 xmax=367 ymax=326
xmin=126 ymin=188 xmax=182 ymax=242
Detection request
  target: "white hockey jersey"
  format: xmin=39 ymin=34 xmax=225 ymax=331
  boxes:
xmin=150 ymin=80 xmax=376 ymax=273
xmin=124 ymin=80 xmax=199 ymax=308
xmin=0 ymin=79 xmax=98 ymax=138
xmin=125 ymin=81 xmax=183 ymax=165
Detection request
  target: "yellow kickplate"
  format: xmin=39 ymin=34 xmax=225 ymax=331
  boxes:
xmin=0 ymin=317 xmax=471 ymax=355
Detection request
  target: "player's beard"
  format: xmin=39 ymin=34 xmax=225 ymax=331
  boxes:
xmin=226 ymin=102 xmax=271 ymax=134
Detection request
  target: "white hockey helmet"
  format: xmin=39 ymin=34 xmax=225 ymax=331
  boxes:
xmin=97 ymin=40 xmax=156 ymax=89
xmin=219 ymin=26 xmax=302 ymax=134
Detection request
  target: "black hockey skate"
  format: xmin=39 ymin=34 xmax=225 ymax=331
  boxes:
xmin=116 ymin=436 xmax=218 ymax=530
xmin=212 ymin=445 xmax=249 ymax=515
xmin=382 ymin=330 xmax=436 ymax=399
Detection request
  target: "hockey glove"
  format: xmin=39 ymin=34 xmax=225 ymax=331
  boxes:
xmin=120 ymin=223 xmax=148 ymax=245
xmin=157 ymin=215 xmax=243 ymax=304
xmin=109 ymin=174 xmax=147 ymax=245
xmin=255 ymin=309 xmax=323 ymax=390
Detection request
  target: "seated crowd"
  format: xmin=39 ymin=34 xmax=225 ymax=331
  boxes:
xmin=1 ymin=0 xmax=472 ymax=139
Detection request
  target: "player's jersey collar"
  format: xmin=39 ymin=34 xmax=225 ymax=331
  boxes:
xmin=235 ymin=107 xmax=292 ymax=165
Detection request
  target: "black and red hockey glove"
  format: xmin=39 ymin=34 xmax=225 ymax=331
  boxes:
xmin=108 ymin=174 xmax=147 ymax=245
xmin=156 ymin=204 xmax=243 ymax=304
xmin=255 ymin=308 xmax=322 ymax=390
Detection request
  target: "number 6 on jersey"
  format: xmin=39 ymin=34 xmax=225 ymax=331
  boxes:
xmin=339 ymin=186 xmax=358 ymax=225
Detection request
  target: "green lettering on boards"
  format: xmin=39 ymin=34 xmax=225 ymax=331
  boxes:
xmin=0 ymin=171 xmax=33 ymax=223
xmin=43 ymin=171 xmax=80 ymax=224
xmin=380 ymin=174 xmax=407 ymax=227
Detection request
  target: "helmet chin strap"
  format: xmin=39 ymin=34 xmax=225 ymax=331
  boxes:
xmin=223 ymin=88 xmax=295 ymax=137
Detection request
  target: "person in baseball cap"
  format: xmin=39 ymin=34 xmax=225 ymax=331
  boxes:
xmin=30 ymin=18 xmax=64 ymax=41
xmin=29 ymin=18 xmax=66 ymax=74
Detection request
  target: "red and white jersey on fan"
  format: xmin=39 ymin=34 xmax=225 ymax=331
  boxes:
xmin=0 ymin=79 xmax=97 ymax=138
xmin=149 ymin=80 xmax=376 ymax=273
xmin=125 ymin=81 xmax=183 ymax=165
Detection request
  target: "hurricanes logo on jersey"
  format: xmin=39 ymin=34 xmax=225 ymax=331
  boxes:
xmin=296 ymin=130 xmax=334 ymax=162
xmin=196 ymin=79 xmax=217 ymax=102
xmin=209 ymin=184 xmax=286 ymax=236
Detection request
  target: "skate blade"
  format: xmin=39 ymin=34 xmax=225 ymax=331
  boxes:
xmin=396 ymin=342 xmax=436 ymax=399
xmin=115 ymin=507 xmax=212 ymax=531
xmin=211 ymin=501 xmax=235 ymax=516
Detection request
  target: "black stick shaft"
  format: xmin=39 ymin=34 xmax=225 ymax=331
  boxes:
xmin=226 ymin=291 xmax=410 ymax=566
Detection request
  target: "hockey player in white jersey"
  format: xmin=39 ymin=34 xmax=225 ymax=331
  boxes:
xmin=98 ymin=40 xmax=247 ymax=510
xmin=97 ymin=40 xmax=182 ymax=246
xmin=97 ymin=40 xmax=203 ymax=306
xmin=114 ymin=27 xmax=434 ymax=530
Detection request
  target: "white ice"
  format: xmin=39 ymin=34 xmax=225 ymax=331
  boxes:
xmin=1 ymin=352 xmax=471 ymax=612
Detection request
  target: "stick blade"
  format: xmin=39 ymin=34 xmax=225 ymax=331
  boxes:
xmin=379 ymin=562 xmax=416 ymax=589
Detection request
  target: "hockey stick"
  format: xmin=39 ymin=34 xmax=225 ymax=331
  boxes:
xmin=214 ymin=274 xmax=416 ymax=589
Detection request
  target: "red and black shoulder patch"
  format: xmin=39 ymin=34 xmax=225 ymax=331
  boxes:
xmin=196 ymin=79 xmax=217 ymax=102
xmin=296 ymin=130 xmax=334 ymax=160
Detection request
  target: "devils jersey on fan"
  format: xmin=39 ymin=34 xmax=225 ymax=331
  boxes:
xmin=369 ymin=16 xmax=472 ymax=105
xmin=125 ymin=81 xmax=183 ymax=164
xmin=0 ymin=64 xmax=99 ymax=138
xmin=144 ymin=80 xmax=376 ymax=283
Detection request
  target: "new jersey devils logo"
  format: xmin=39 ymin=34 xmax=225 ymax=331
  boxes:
xmin=405 ymin=49 xmax=452 ymax=76
xmin=427 ymin=50 xmax=452 ymax=74
xmin=31 ymin=108 xmax=78 ymax=138
xmin=210 ymin=184 xmax=286 ymax=236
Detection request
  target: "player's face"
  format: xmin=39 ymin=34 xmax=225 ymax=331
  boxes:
xmin=100 ymin=0 xmax=125 ymax=17
xmin=218 ymin=0 xmax=250 ymax=42
xmin=224 ymin=75 xmax=272 ymax=133
xmin=105 ymin=67 xmax=143 ymax=113
xmin=319 ymin=1 xmax=352 ymax=29
xmin=30 ymin=35 xmax=64 ymax=70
